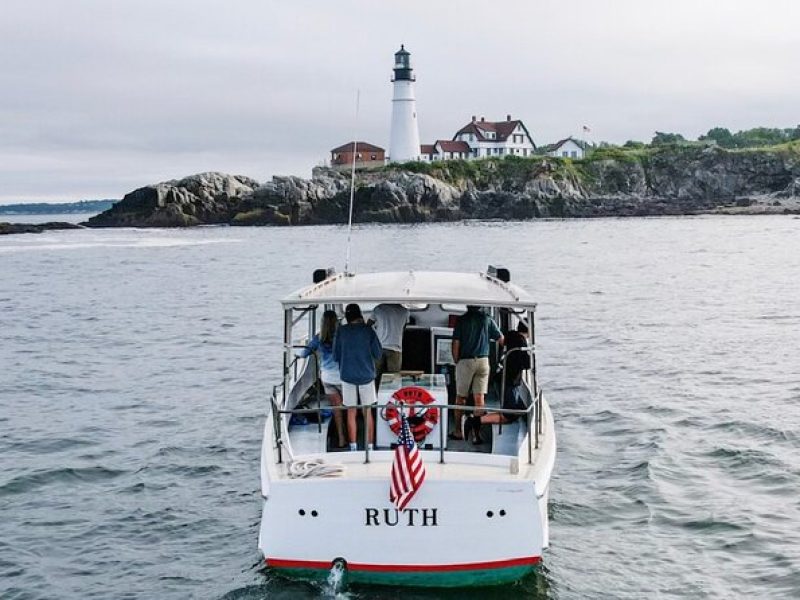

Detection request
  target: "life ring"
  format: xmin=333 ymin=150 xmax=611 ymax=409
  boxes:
xmin=383 ymin=386 xmax=439 ymax=443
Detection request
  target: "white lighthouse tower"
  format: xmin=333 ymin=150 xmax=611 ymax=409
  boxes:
xmin=388 ymin=45 xmax=421 ymax=163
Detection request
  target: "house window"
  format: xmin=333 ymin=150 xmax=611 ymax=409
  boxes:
xmin=357 ymin=153 xmax=362 ymax=159
xmin=571 ymin=151 xmax=577 ymax=158
xmin=562 ymin=151 xmax=568 ymax=157
xmin=371 ymin=154 xmax=377 ymax=160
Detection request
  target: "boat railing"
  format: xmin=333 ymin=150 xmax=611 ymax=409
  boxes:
xmin=270 ymin=349 xmax=322 ymax=464
xmin=269 ymin=345 xmax=543 ymax=466
xmin=270 ymin=400 xmax=536 ymax=466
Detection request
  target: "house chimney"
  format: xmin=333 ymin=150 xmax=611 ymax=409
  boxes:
xmin=471 ymin=115 xmax=476 ymax=122
xmin=480 ymin=116 xmax=485 ymax=122
xmin=507 ymin=114 xmax=511 ymax=121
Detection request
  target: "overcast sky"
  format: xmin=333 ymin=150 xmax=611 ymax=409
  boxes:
xmin=1 ymin=0 xmax=799 ymax=203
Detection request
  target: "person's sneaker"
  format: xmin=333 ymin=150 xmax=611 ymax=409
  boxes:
xmin=471 ymin=417 xmax=485 ymax=445
xmin=349 ymin=443 xmax=357 ymax=451
xmin=461 ymin=417 xmax=472 ymax=440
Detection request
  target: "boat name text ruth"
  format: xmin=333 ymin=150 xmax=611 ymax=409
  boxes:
xmin=365 ymin=508 xmax=438 ymax=527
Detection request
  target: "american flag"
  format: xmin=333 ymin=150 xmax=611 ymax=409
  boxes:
xmin=389 ymin=414 xmax=426 ymax=510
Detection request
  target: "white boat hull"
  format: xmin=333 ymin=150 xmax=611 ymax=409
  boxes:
xmin=258 ymin=473 xmax=543 ymax=586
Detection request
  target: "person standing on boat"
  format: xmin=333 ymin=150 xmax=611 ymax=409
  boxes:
xmin=369 ymin=303 xmax=409 ymax=388
xmin=450 ymin=305 xmax=504 ymax=440
xmin=298 ymin=310 xmax=347 ymax=448
xmin=333 ymin=303 xmax=383 ymax=451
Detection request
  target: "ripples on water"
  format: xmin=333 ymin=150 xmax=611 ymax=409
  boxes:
xmin=1 ymin=217 xmax=799 ymax=599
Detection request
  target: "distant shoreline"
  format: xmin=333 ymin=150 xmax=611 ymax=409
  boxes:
xmin=0 ymin=200 xmax=116 ymax=216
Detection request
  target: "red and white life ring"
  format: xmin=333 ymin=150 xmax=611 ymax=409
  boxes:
xmin=383 ymin=386 xmax=439 ymax=443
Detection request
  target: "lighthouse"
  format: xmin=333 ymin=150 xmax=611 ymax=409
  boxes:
xmin=388 ymin=45 xmax=421 ymax=163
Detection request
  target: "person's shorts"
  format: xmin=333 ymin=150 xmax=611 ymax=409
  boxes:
xmin=342 ymin=381 xmax=377 ymax=407
xmin=376 ymin=349 xmax=402 ymax=374
xmin=322 ymin=381 xmax=342 ymax=396
xmin=455 ymin=357 xmax=490 ymax=397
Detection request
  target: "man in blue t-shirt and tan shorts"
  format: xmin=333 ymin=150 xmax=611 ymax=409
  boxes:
xmin=449 ymin=305 xmax=504 ymax=441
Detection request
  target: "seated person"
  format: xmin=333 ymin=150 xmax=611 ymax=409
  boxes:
xmin=502 ymin=322 xmax=531 ymax=385
xmin=463 ymin=380 xmax=528 ymax=445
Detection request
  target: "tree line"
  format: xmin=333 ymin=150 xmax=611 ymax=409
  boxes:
xmin=619 ymin=126 xmax=800 ymax=149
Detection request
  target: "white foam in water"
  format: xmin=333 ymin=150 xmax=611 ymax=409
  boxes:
xmin=321 ymin=561 xmax=349 ymax=598
xmin=0 ymin=232 xmax=238 ymax=253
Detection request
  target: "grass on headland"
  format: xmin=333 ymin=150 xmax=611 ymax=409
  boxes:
xmin=377 ymin=139 xmax=800 ymax=186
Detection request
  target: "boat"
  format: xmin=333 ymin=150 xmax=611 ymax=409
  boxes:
xmin=258 ymin=266 xmax=556 ymax=587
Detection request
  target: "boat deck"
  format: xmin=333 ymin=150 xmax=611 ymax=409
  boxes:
xmin=271 ymin=448 xmax=541 ymax=482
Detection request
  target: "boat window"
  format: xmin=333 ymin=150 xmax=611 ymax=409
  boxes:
xmin=290 ymin=306 xmax=317 ymax=348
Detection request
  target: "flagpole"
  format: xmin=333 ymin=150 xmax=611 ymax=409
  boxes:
xmin=344 ymin=89 xmax=360 ymax=276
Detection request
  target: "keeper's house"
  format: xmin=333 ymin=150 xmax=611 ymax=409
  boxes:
xmin=330 ymin=141 xmax=385 ymax=167
xmin=420 ymin=115 xmax=536 ymax=162
xmin=543 ymin=137 xmax=585 ymax=159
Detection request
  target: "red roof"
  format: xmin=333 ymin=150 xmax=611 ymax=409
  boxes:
xmin=454 ymin=118 xmax=532 ymax=144
xmin=330 ymin=141 xmax=385 ymax=154
xmin=435 ymin=140 xmax=471 ymax=153
xmin=420 ymin=144 xmax=436 ymax=154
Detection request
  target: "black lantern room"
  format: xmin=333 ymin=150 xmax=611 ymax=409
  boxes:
xmin=392 ymin=45 xmax=415 ymax=81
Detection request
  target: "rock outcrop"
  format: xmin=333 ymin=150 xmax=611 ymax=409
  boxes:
xmin=0 ymin=222 xmax=84 ymax=235
xmin=85 ymin=172 xmax=259 ymax=227
xmin=85 ymin=144 xmax=800 ymax=228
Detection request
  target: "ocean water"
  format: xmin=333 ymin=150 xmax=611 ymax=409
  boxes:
xmin=1 ymin=216 xmax=799 ymax=599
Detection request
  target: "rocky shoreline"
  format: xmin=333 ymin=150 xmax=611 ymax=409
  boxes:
xmin=76 ymin=143 xmax=800 ymax=228
xmin=0 ymin=222 xmax=84 ymax=235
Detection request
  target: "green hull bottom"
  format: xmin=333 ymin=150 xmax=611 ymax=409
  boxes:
xmin=268 ymin=561 xmax=538 ymax=588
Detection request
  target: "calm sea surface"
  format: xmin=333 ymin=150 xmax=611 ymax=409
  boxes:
xmin=1 ymin=216 xmax=799 ymax=599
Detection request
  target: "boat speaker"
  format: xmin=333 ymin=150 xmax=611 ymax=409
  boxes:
xmin=488 ymin=265 xmax=510 ymax=282
xmin=313 ymin=267 xmax=335 ymax=283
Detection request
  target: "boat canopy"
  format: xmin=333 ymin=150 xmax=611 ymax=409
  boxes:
xmin=281 ymin=271 xmax=537 ymax=311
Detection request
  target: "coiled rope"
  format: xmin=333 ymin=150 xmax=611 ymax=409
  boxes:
xmin=287 ymin=458 xmax=345 ymax=479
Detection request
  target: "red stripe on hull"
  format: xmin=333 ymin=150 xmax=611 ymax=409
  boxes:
xmin=266 ymin=556 xmax=540 ymax=572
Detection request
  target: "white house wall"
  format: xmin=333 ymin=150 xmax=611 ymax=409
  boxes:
xmin=548 ymin=140 xmax=583 ymax=159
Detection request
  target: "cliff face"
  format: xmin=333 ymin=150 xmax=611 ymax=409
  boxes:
xmin=86 ymin=144 xmax=800 ymax=228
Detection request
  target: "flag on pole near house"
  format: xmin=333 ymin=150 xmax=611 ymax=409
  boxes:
xmin=390 ymin=413 xmax=426 ymax=510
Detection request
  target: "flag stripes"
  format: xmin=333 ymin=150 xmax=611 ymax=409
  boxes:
xmin=389 ymin=414 xmax=426 ymax=510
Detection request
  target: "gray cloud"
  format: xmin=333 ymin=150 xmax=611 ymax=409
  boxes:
xmin=1 ymin=0 xmax=798 ymax=202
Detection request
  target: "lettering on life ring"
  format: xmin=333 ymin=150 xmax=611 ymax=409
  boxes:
xmin=382 ymin=386 xmax=439 ymax=443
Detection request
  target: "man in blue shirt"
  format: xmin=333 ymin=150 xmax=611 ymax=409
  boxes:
xmin=333 ymin=303 xmax=383 ymax=451
xmin=450 ymin=305 xmax=504 ymax=442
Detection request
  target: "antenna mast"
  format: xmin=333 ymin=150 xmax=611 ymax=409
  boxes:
xmin=344 ymin=90 xmax=360 ymax=275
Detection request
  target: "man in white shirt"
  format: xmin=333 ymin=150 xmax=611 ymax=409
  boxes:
xmin=370 ymin=303 xmax=410 ymax=387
